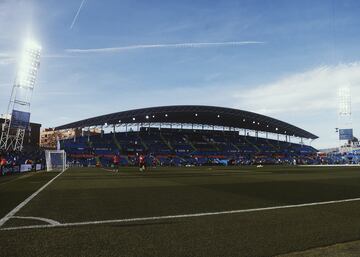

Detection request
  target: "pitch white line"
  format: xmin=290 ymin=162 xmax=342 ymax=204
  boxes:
xmin=2 ymin=196 xmax=360 ymax=231
xmin=213 ymin=170 xmax=272 ymax=174
xmin=0 ymin=170 xmax=66 ymax=227
xmin=101 ymin=168 xmax=266 ymax=175
xmin=102 ymin=168 xmax=118 ymax=172
xmin=12 ymin=216 xmax=60 ymax=225
xmin=300 ymin=164 xmax=360 ymax=167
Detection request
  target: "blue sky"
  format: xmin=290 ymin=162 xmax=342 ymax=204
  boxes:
xmin=1 ymin=0 xmax=360 ymax=148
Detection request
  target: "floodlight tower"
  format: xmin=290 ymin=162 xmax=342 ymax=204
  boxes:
xmin=0 ymin=40 xmax=41 ymax=151
xmin=339 ymin=86 xmax=351 ymax=120
xmin=337 ymin=85 xmax=353 ymax=150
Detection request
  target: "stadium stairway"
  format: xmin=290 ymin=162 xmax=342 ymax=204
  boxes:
xmin=244 ymin=137 xmax=261 ymax=153
xmin=231 ymin=142 xmax=240 ymax=151
xmin=221 ymin=132 xmax=241 ymax=152
xmin=138 ymin=134 xmax=149 ymax=151
xmin=160 ymin=133 xmax=173 ymax=151
xmin=184 ymin=135 xmax=197 ymax=151
xmin=113 ymin=135 xmax=124 ymax=153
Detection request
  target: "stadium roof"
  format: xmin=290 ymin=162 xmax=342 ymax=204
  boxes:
xmin=55 ymin=105 xmax=318 ymax=139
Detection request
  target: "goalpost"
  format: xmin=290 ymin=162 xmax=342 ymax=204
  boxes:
xmin=45 ymin=150 xmax=67 ymax=172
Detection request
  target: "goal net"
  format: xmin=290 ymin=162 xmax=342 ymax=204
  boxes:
xmin=45 ymin=150 xmax=67 ymax=172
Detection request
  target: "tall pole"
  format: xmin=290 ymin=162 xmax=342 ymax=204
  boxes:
xmin=338 ymin=86 xmax=352 ymax=152
xmin=0 ymin=39 xmax=41 ymax=151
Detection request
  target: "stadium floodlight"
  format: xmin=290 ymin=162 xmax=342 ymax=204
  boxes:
xmin=16 ymin=39 xmax=41 ymax=89
xmin=0 ymin=38 xmax=42 ymax=151
xmin=337 ymin=86 xmax=353 ymax=146
xmin=338 ymin=86 xmax=351 ymax=116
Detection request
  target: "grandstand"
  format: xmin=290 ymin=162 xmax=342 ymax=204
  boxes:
xmin=56 ymin=105 xmax=318 ymax=167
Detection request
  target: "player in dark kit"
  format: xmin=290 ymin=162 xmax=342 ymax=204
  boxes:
xmin=139 ymin=154 xmax=146 ymax=172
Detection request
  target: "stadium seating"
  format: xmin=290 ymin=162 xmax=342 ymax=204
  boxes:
xmin=61 ymin=127 xmax=318 ymax=167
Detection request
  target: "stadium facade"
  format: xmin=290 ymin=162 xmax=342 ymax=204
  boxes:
xmin=56 ymin=105 xmax=318 ymax=166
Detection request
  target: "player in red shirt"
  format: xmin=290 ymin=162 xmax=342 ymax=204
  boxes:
xmin=139 ymin=154 xmax=146 ymax=172
xmin=0 ymin=157 xmax=6 ymax=175
xmin=113 ymin=154 xmax=120 ymax=172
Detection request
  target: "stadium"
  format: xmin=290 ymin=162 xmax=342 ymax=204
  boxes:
xmin=2 ymin=1 xmax=360 ymax=257
xmin=56 ymin=105 xmax=318 ymax=167
xmin=2 ymin=105 xmax=360 ymax=257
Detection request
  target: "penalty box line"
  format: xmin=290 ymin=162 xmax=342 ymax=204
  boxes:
xmin=2 ymin=196 xmax=360 ymax=231
xmin=0 ymin=169 xmax=66 ymax=227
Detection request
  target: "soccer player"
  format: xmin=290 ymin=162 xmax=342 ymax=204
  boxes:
xmin=152 ymin=157 xmax=157 ymax=168
xmin=139 ymin=154 xmax=146 ymax=172
xmin=113 ymin=154 xmax=120 ymax=172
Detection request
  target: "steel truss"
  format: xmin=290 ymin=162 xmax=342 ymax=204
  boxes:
xmin=0 ymin=40 xmax=41 ymax=151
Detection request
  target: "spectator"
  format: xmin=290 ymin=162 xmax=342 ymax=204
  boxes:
xmin=0 ymin=156 xmax=6 ymax=175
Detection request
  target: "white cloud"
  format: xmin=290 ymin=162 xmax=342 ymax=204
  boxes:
xmin=229 ymin=63 xmax=360 ymax=148
xmin=233 ymin=63 xmax=360 ymax=115
xmin=0 ymin=53 xmax=15 ymax=65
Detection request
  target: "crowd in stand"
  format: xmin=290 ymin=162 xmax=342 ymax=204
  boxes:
xmin=61 ymin=128 xmax=322 ymax=168
xmin=66 ymin=127 xmax=359 ymax=167
xmin=66 ymin=151 xmax=360 ymax=169
xmin=0 ymin=148 xmax=45 ymax=176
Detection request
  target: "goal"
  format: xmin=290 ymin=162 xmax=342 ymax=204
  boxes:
xmin=45 ymin=150 xmax=67 ymax=172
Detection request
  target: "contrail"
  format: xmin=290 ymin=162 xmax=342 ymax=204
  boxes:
xmin=70 ymin=0 xmax=87 ymax=30
xmin=66 ymin=41 xmax=265 ymax=53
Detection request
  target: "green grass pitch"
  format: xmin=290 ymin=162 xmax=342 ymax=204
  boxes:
xmin=1 ymin=165 xmax=360 ymax=256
